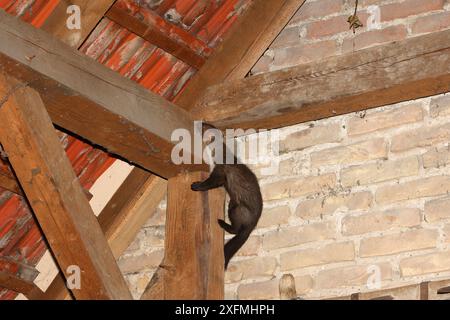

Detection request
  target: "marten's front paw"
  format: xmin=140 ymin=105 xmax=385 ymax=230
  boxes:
xmin=191 ymin=182 xmax=203 ymax=191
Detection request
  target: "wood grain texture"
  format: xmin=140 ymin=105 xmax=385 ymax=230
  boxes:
xmin=0 ymin=74 xmax=131 ymax=300
xmin=106 ymin=4 xmax=207 ymax=69
xmin=41 ymin=0 xmax=115 ymax=48
xmin=175 ymin=0 xmax=306 ymax=110
xmin=141 ymin=172 xmax=225 ymax=300
xmin=40 ymin=169 xmax=166 ymax=300
xmin=0 ymin=10 xmax=206 ymax=178
xmin=194 ymin=28 xmax=450 ymax=130
xmin=0 ymin=271 xmax=45 ymax=299
xmin=0 ymin=171 xmax=22 ymax=195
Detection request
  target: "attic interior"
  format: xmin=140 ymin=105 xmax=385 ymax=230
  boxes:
xmin=0 ymin=0 xmax=450 ymax=301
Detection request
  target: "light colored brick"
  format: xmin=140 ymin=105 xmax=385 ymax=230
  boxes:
xmin=444 ymin=224 xmax=450 ymax=244
xmin=311 ymin=138 xmax=387 ymax=167
xmin=263 ymin=220 xmax=336 ymax=250
xmin=280 ymin=123 xmax=342 ymax=153
xmin=381 ymin=0 xmax=444 ymax=22
xmin=347 ymin=104 xmax=423 ymax=136
xmin=280 ymin=241 xmax=355 ymax=271
xmin=118 ymin=250 xmax=164 ymax=274
xmin=237 ymin=236 xmax=261 ymax=256
xmin=272 ymin=40 xmax=338 ymax=69
xmin=359 ymin=229 xmax=438 ymax=257
xmin=144 ymin=207 xmax=166 ymax=227
xmin=142 ymin=226 xmax=165 ymax=247
xmin=425 ymin=197 xmax=450 ymax=223
xmin=290 ymin=173 xmax=337 ymax=198
xmin=423 ymin=147 xmax=450 ymax=168
xmin=306 ymin=14 xmax=366 ymax=39
xmin=342 ymin=25 xmax=407 ymax=53
xmin=226 ymin=257 xmax=277 ymax=283
xmin=296 ymin=191 xmax=372 ymax=220
xmin=289 ymin=0 xmax=344 ymax=25
xmin=271 ymin=27 xmax=300 ymax=49
xmin=294 ymin=275 xmax=314 ymax=295
xmin=315 ymin=263 xmax=392 ymax=289
xmin=238 ymin=279 xmax=279 ymax=300
xmin=340 ymin=157 xmax=419 ymax=187
xmin=376 ymin=176 xmax=450 ymax=204
xmin=342 ymin=208 xmax=421 ymax=236
xmin=258 ymin=206 xmax=291 ymax=229
xmin=261 ymin=173 xmax=336 ymax=201
xmin=430 ymin=95 xmax=450 ymax=118
xmin=412 ymin=11 xmax=450 ymax=34
xmin=400 ymin=251 xmax=450 ymax=276
xmin=391 ymin=123 xmax=450 ymax=152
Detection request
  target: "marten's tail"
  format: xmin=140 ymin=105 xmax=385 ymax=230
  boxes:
xmin=224 ymin=227 xmax=252 ymax=269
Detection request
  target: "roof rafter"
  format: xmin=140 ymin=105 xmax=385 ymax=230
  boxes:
xmin=0 ymin=10 xmax=206 ymax=179
xmin=194 ymin=28 xmax=450 ymax=130
xmin=0 ymin=73 xmax=132 ymax=299
xmin=175 ymin=0 xmax=307 ymax=110
xmin=41 ymin=0 xmax=116 ymax=48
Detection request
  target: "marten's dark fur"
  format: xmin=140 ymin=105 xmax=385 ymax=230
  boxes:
xmin=191 ymin=125 xmax=263 ymax=269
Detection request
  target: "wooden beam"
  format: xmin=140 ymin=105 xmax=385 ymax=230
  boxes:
xmin=175 ymin=0 xmax=306 ymax=110
xmin=0 ymin=171 xmax=22 ymax=195
xmin=0 ymin=10 xmax=206 ymax=179
xmin=141 ymin=172 xmax=225 ymax=300
xmin=40 ymin=168 xmax=166 ymax=300
xmin=106 ymin=1 xmax=209 ymax=69
xmin=41 ymin=0 xmax=115 ymax=48
xmin=0 ymin=271 xmax=45 ymax=299
xmin=194 ymin=28 xmax=450 ymax=130
xmin=0 ymin=74 xmax=131 ymax=300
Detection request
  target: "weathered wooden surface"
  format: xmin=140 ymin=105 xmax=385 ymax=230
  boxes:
xmin=194 ymin=28 xmax=450 ymax=130
xmin=41 ymin=0 xmax=115 ymax=48
xmin=0 ymin=10 xmax=206 ymax=178
xmin=141 ymin=172 xmax=225 ymax=300
xmin=0 ymin=74 xmax=131 ymax=300
xmin=176 ymin=0 xmax=306 ymax=110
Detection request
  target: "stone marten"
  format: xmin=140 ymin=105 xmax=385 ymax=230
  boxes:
xmin=191 ymin=124 xmax=263 ymax=269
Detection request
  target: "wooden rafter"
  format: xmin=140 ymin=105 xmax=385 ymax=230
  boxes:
xmin=41 ymin=0 xmax=116 ymax=48
xmin=38 ymin=168 xmax=166 ymax=300
xmin=193 ymin=28 xmax=450 ymax=130
xmin=175 ymin=0 xmax=307 ymax=110
xmin=105 ymin=1 xmax=209 ymax=69
xmin=139 ymin=1 xmax=307 ymax=300
xmin=0 ymin=10 xmax=206 ymax=178
xmin=0 ymin=271 xmax=44 ymax=299
xmin=0 ymin=74 xmax=131 ymax=300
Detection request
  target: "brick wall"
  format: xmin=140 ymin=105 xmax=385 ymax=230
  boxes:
xmin=118 ymin=0 xmax=450 ymax=300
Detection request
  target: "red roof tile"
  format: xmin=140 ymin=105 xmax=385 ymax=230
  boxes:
xmin=0 ymin=0 xmax=250 ymax=299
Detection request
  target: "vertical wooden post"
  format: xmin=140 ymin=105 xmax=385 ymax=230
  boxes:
xmin=0 ymin=74 xmax=131 ymax=300
xmin=143 ymin=172 xmax=225 ymax=300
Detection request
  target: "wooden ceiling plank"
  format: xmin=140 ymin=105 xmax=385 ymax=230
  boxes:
xmin=175 ymin=0 xmax=307 ymax=110
xmin=0 ymin=10 xmax=206 ymax=178
xmin=142 ymin=172 xmax=225 ymax=300
xmin=38 ymin=168 xmax=166 ymax=300
xmin=105 ymin=3 xmax=208 ymax=69
xmin=0 ymin=74 xmax=131 ymax=300
xmin=0 ymin=271 xmax=44 ymax=299
xmin=194 ymin=28 xmax=450 ymax=130
xmin=41 ymin=0 xmax=116 ymax=49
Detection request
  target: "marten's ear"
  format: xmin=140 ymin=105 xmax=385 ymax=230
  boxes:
xmin=202 ymin=122 xmax=216 ymax=132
